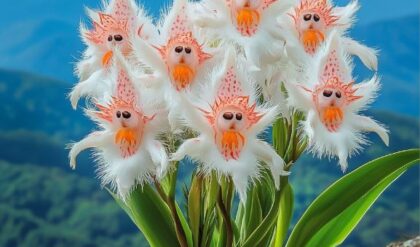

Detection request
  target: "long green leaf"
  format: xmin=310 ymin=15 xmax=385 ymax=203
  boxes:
xmin=241 ymin=190 xmax=281 ymax=247
xmin=286 ymin=149 xmax=420 ymax=247
xmin=188 ymin=175 xmax=202 ymax=247
xmin=108 ymin=185 xmax=180 ymax=247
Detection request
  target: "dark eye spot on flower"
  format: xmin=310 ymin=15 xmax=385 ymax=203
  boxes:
xmin=303 ymin=14 xmax=312 ymax=21
xmin=108 ymin=35 xmax=113 ymax=42
xmin=175 ymin=46 xmax=183 ymax=53
xmin=122 ymin=111 xmax=131 ymax=119
xmin=313 ymin=14 xmax=320 ymax=22
xmin=323 ymin=90 xmax=333 ymax=97
xmin=116 ymin=111 xmax=121 ymax=118
xmin=236 ymin=113 xmax=243 ymax=121
xmin=185 ymin=47 xmax=192 ymax=54
xmin=114 ymin=35 xmax=123 ymax=42
xmin=223 ymin=112 xmax=234 ymax=120
xmin=335 ymin=91 xmax=342 ymax=98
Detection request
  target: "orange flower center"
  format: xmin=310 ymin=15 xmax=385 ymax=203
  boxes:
xmin=301 ymin=29 xmax=325 ymax=54
xmin=171 ymin=64 xmax=195 ymax=90
xmin=236 ymin=8 xmax=260 ymax=27
xmin=115 ymin=128 xmax=140 ymax=158
xmin=102 ymin=50 xmax=114 ymax=67
xmin=321 ymin=106 xmax=343 ymax=132
xmin=219 ymin=130 xmax=245 ymax=160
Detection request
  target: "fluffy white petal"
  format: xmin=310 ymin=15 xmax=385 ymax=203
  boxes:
xmin=353 ymin=115 xmax=389 ymax=146
xmin=145 ymin=140 xmax=169 ymax=179
xmin=333 ymin=0 xmax=359 ymax=31
xmin=132 ymin=37 xmax=167 ymax=76
xmin=69 ymin=69 xmax=110 ymax=109
xmin=171 ymin=137 xmax=208 ymax=162
xmin=348 ymin=75 xmax=381 ymax=112
xmin=253 ymin=140 xmax=289 ymax=189
xmin=68 ymin=131 xmax=112 ymax=169
xmin=248 ymin=105 xmax=280 ymax=136
xmin=342 ymin=36 xmax=378 ymax=71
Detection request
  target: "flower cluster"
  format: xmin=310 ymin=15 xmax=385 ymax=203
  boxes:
xmin=69 ymin=0 xmax=388 ymax=202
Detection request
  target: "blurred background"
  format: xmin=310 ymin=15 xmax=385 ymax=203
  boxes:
xmin=0 ymin=0 xmax=418 ymax=246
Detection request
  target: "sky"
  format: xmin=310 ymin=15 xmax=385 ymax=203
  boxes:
xmin=1 ymin=0 xmax=418 ymax=27
xmin=0 ymin=0 xmax=418 ymax=87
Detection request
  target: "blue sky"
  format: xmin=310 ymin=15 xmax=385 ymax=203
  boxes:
xmin=1 ymin=0 xmax=418 ymax=27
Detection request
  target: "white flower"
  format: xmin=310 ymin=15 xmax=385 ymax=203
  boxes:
xmin=282 ymin=0 xmax=378 ymax=71
xmin=70 ymin=0 xmax=158 ymax=109
xmin=131 ymin=0 xmax=216 ymax=130
xmin=69 ymin=52 xmax=169 ymax=199
xmin=192 ymin=0 xmax=293 ymax=67
xmin=285 ymin=32 xmax=389 ymax=172
xmin=172 ymin=48 xmax=289 ymax=203
xmin=191 ymin=0 xmax=294 ymax=102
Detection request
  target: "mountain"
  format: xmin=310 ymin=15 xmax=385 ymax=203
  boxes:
xmin=351 ymin=15 xmax=419 ymax=116
xmin=0 ymin=68 xmax=95 ymax=175
xmin=0 ymin=160 xmax=147 ymax=247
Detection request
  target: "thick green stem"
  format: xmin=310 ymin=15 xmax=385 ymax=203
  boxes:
xmin=217 ymin=188 xmax=233 ymax=247
xmin=272 ymin=177 xmax=294 ymax=247
xmin=155 ymin=179 xmax=189 ymax=247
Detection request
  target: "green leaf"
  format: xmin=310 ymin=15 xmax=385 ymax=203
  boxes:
xmin=272 ymin=180 xmax=294 ymax=247
xmin=108 ymin=185 xmax=180 ymax=247
xmin=241 ymin=190 xmax=281 ymax=247
xmin=188 ymin=175 xmax=203 ymax=247
xmin=286 ymin=149 xmax=420 ymax=247
xmin=245 ymin=188 xmax=263 ymax=237
xmin=176 ymin=203 xmax=194 ymax=247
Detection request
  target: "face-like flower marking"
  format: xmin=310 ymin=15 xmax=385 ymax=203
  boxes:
xmin=310 ymin=77 xmax=361 ymax=132
xmin=156 ymin=33 xmax=211 ymax=90
xmin=95 ymin=69 xmax=153 ymax=158
xmin=291 ymin=0 xmax=338 ymax=54
xmin=155 ymin=1 xmax=212 ymax=90
xmin=201 ymin=67 xmax=262 ymax=160
xmin=228 ymin=0 xmax=276 ymax=36
xmin=84 ymin=0 xmax=137 ymax=66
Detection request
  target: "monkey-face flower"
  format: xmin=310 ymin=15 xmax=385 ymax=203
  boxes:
xmin=133 ymin=0 xmax=212 ymax=91
xmin=132 ymin=0 xmax=213 ymax=129
xmin=284 ymin=0 xmax=378 ymax=71
xmin=291 ymin=0 xmax=338 ymax=54
xmin=70 ymin=0 xmax=158 ymax=109
xmin=172 ymin=48 xmax=288 ymax=202
xmin=156 ymin=32 xmax=212 ymax=91
xmin=69 ymin=60 xmax=169 ymax=199
xmin=286 ymin=33 xmax=389 ymax=172
xmin=193 ymin=0 xmax=292 ymax=70
xmin=82 ymin=0 xmax=146 ymax=65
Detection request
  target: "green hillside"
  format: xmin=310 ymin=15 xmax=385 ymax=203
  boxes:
xmin=0 ymin=161 xmax=147 ymax=247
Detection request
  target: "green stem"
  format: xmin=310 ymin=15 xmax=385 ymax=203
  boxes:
xmin=217 ymin=188 xmax=233 ymax=247
xmin=272 ymin=177 xmax=294 ymax=247
xmin=155 ymin=179 xmax=188 ymax=247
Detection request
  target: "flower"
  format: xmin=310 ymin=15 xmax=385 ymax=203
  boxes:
xmin=283 ymin=0 xmax=378 ymax=71
xmin=192 ymin=0 xmax=293 ymax=77
xmin=285 ymin=32 xmax=389 ymax=171
xmin=70 ymin=0 xmax=158 ymax=109
xmin=132 ymin=0 xmax=214 ymax=130
xmin=172 ymin=48 xmax=289 ymax=203
xmin=69 ymin=52 xmax=169 ymax=199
